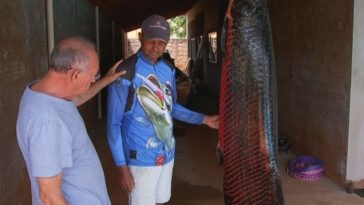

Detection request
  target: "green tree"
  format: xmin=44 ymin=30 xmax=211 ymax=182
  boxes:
xmin=168 ymin=15 xmax=186 ymax=39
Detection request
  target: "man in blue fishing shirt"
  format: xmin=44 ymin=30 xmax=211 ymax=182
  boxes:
xmin=107 ymin=14 xmax=219 ymax=205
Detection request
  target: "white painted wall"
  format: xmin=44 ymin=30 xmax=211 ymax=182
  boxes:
xmin=347 ymin=0 xmax=364 ymax=181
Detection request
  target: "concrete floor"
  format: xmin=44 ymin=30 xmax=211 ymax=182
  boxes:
xmin=90 ymin=119 xmax=364 ymax=205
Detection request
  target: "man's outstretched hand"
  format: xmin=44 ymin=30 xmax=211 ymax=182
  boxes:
xmin=102 ymin=59 xmax=126 ymax=82
xmin=203 ymin=115 xmax=219 ymax=129
xmin=74 ymin=59 xmax=126 ymax=106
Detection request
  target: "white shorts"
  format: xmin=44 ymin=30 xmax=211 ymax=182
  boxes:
xmin=128 ymin=160 xmax=174 ymax=205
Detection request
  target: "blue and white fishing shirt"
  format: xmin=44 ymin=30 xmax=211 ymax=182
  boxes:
xmin=107 ymin=51 xmax=205 ymax=167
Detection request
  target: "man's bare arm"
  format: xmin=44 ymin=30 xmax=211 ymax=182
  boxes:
xmin=74 ymin=60 xmax=126 ymax=106
xmin=117 ymin=165 xmax=135 ymax=193
xmin=37 ymin=173 xmax=67 ymax=205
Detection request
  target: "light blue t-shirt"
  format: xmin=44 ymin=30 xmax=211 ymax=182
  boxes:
xmin=16 ymin=86 xmax=110 ymax=205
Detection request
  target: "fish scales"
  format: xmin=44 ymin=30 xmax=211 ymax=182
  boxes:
xmin=219 ymin=0 xmax=284 ymax=204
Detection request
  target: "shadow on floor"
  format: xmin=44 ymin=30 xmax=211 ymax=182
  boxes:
xmin=166 ymin=176 xmax=222 ymax=204
xmin=354 ymin=189 xmax=364 ymax=198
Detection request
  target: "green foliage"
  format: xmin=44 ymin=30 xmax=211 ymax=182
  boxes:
xmin=168 ymin=15 xmax=186 ymax=39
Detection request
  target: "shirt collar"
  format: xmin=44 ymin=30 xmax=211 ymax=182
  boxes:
xmin=137 ymin=50 xmax=162 ymax=66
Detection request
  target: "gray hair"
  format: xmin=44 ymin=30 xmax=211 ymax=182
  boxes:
xmin=49 ymin=36 xmax=96 ymax=73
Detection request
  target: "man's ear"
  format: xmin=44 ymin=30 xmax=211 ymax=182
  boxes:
xmin=138 ymin=32 xmax=142 ymax=41
xmin=70 ymin=69 xmax=81 ymax=83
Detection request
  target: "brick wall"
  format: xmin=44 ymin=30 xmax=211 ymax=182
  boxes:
xmin=128 ymin=39 xmax=188 ymax=71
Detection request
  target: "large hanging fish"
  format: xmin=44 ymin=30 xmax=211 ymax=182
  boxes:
xmin=219 ymin=0 xmax=284 ymax=204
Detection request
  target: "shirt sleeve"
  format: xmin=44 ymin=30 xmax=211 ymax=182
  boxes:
xmin=170 ymin=68 xmax=205 ymax=124
xmin=29 ymin=118 xmax=73 ymax=177
xmin=106 ymin=78 xmax=131 ymax=166
xmin=172 ymin=103 xmax=205 ymax=124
